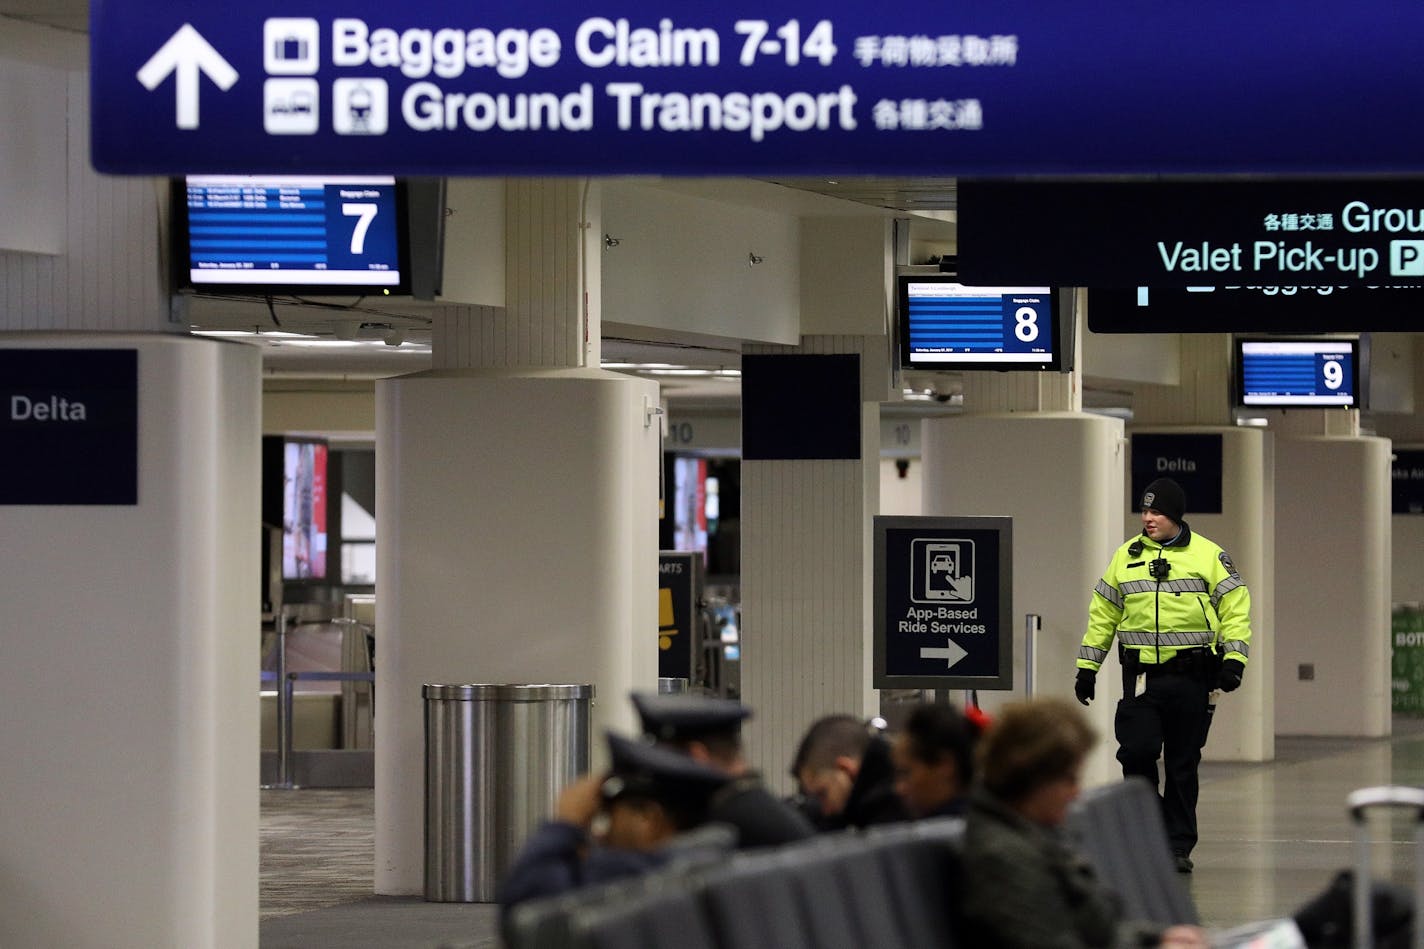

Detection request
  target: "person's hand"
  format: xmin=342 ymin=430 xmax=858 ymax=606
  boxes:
xmin=1219 ymin=659 xmax=1245 ymax=693
xmin=1074 ymin=668 xmax=1097 ymax=706
xmin=1160 ymin=925 xmax=1209 ymax=947
xmin=554 ymin=774 xmax=606 ymax=828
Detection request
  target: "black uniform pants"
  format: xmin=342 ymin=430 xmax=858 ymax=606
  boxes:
xmin=1115 ymin=659 xmax=1212 ymax=857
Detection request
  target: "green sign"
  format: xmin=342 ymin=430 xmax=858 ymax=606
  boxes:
xmin=1391 ymin=604 xmax=1424 ymax=716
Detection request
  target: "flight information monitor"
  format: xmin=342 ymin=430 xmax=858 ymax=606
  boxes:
xmin=174 ymin=175 xmax=409 ymax=295
xmin=1236 ymin=338 xmax=1359 ymax=407
xmin=898 ymin=277 xmax=1060 ymax=371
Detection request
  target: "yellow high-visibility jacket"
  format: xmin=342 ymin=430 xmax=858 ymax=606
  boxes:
xmin=1077 ymin=524 xmax=1251 ymax=671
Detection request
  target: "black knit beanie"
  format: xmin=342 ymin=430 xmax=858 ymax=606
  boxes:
xmin=1140 ymin=478 xmax=1186 ymax=524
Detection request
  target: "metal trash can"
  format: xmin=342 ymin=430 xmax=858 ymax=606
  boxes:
xmin=423 ymin=683 xmax=593 ymax=902
xmin=657 ymin=677 xmax=689 ymax=695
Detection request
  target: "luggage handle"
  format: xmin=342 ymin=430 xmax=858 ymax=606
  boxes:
xmin=1345 ymin=786 xmax=1424 ymax=949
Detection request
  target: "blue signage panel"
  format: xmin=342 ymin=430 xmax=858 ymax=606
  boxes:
xmin=91 ymin=1 xmax=1424 ymax=175
xmin=874 ymin=516 xmax=1012 ymax=690
xmin=1130 ymin=434 xmax=1223 ymax=517
xmin=1392 ymin=450 xmax=1424 ymax=515
xmin=0 ymin=350 xmax=139 ymax=505
xmin=961 ymin=180 xmax=1424 ymax=287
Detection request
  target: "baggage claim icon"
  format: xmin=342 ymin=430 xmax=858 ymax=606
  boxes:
xmin=910 ymin=538 xmax=975 ymax=605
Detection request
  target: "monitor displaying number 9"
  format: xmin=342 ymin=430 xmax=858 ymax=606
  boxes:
xmin=1322 ymin=358 xmax=1343 ymax=390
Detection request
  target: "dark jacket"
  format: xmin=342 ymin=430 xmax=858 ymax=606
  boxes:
xmin=497 ymin=821 xmax=734 ymax=928
xmin=837 ymin=736 xmax=910 ymax=830
xmin=710 ymin=776 xmax=817 ymax=848
xmin=961 ymin=787 xmax=1162 ymax=949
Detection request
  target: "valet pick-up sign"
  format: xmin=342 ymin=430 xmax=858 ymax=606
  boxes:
xmin=90 ymin=1 xmax=1424 ymax=175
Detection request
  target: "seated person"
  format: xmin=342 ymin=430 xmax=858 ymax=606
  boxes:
xmin=890 ymin=702 xmax=980 ymax=818
xmin=961 ymin=698 xmax=1208 ymax=949
xmin=961 ymin=700 xmax=1415 ymax=949
xmin=630 ymin=691 xmax=814 ymax=847
xmin=791 ymin=714 xmax=909 ymax=830
xmin=498 ymin=731 xmax=733 ymax=924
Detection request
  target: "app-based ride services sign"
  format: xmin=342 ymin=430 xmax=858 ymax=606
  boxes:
xmin=91 ymin=1 xmax=1424 ymax=175
xmin=874 ymin=515 xmax=1012 ymax=691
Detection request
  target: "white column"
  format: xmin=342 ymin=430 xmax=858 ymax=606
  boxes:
xmin=739 ymin=335 xmax=884 ymax=793
xmin=0 ymin=334 xmax=259 ymax=948
xmin=921 ymin=412 xmax=1124 ymax=785
xmin=1274 ymin=435 xmax=1392 ymax=736
xmin=374 ymin=180 xmax=663 ymax=894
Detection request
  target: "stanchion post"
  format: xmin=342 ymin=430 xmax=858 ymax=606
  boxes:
xmin=1024 ymin=614 xmax=1041 ymax=696
xmin=273 ymin=609 xmax=293 ymax=789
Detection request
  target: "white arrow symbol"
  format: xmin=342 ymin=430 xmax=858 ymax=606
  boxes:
xmin=136 ymin=24 xmax=238 ymax=131
xmin=920 ymin=639 xmax=968 ymax=670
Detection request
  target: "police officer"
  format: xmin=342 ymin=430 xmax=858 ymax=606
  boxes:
xmin=630 ymin=692 xmax=816 ymax=848
xmin=498 ymin=731 xmax=734 ymax=923
xmin=1074 ymin=477 xmax=1251 ymax=874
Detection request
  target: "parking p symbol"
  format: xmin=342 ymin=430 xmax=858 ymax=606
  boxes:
xmin=1391 ymin=240 xmax=1424 ymax=276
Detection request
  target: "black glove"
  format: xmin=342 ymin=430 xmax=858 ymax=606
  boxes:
xmin=1219 ymin=659 xmax=1245 ymax=693
xmin=1074 ymin=668 xmax=1097 ymax=705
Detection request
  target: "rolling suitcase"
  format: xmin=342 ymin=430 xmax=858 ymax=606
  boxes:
xmin=1346 ymin=785 xmax=1424 ymax=949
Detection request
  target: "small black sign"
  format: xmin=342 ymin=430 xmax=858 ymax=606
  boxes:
xmin=874 ymin=516 xmax=1013 ymax=690
xmin=1392 ymin=450 xmax=1424 ymax=515
xmin=658 ymin=552 xmax=700 ymax=681
xmin=0 ymin=349 xmax=138 ymax=505
xmin=1089 ymin=285 xmax=1424 ymax=334
xmin=1131 ymin=434 xmax=1223 ymax=516
xmin=960 ymin=179 xmax=1424 ymax=289
xmin=742 ymin=354 xmax=861 ymax=461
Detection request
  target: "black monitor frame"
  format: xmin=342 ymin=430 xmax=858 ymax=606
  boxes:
xmin=897 ymin=274 xmax=1066 ymax=372
xmin=1234 ymin=336 xmax=1362 ymax=410
xmin=170 ymin=174 xmax=413 ymax=298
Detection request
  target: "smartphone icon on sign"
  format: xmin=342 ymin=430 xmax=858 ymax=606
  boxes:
xmin=922 ymin=541 xmax=974 ymax=603
xmin=924 ymin=543 xmax=957 ymax=600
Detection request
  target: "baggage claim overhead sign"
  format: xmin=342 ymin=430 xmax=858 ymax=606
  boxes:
xmin=874 ymin=516 xmax=1012 ymax=691
xmin=90 ymin=2 xmax=1424 ymax=176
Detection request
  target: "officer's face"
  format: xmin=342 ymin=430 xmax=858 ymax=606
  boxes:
xmin=1141 ymin=508 xmax=1177 ymax=541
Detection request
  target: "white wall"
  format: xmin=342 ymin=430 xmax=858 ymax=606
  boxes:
xmin=1394 ymin=514 xmax=1424 ymax=603
xmin=799 ymin=218 xmax=892 ymax=336
xmin=375 ymin=368 xmax=660 ymax=894
xmin=1275 ymin=436 xmax=1392 ymax=736
xmin=0 ymin=56 xmax=65 ymax=254
xmin=921 ymin=412 xmax=1125 ymax=785
xmin=601 ymin=182 xmax=799 ymax=345
xmin=880 ymin=457 xmax=922 ymax=515
xmin=0 ymin=335 xmax=259 ymax=948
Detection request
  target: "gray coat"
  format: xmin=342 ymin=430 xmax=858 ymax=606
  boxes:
xmin=960 ymin=787 xmax=1163 ymax=949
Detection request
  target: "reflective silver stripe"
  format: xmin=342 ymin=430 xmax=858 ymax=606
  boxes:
xmin=1079 ymin=645 xmax=1108 ymax=663
xmin=1161 ymin=578 xmax=1209 ymax=595
xmin=1211 ymin=575 xmax=1245 ymax=609
xmin=1094 ymin=579 xmax=1123 ymax=609
xmin=1120 ymin=578 xmax=1207 ymax=596
xmin=1221 ymin=640 xmax=1250 ymax=658
xmin=1117 ymin=630 xmax=1214 ymax=647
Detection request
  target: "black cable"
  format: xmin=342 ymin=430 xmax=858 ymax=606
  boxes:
xmin=266 ymin=296 xmax=281 ymax=328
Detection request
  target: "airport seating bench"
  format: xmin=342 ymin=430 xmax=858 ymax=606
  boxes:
xmin=502 ymin=777 xmax=1197 ymax=949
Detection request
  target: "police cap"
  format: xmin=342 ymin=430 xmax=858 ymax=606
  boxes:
xmin=602 ymin=732 xmax=730 ymax=803
xmin=629 ymin=692 xmax=752 ymax=744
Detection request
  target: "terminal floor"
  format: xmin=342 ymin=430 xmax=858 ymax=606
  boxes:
xmin=259 ymin=721 xmax=1424 ymax=947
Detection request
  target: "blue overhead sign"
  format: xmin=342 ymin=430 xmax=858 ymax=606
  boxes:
xmin=91 ymin=1 xmax=1424 ymax=176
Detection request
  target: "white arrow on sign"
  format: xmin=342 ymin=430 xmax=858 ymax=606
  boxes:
xmin=920 ymin=639 xmax=969 ymax=670
xmin=136 ymin=24 xmax=238 ymax=131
